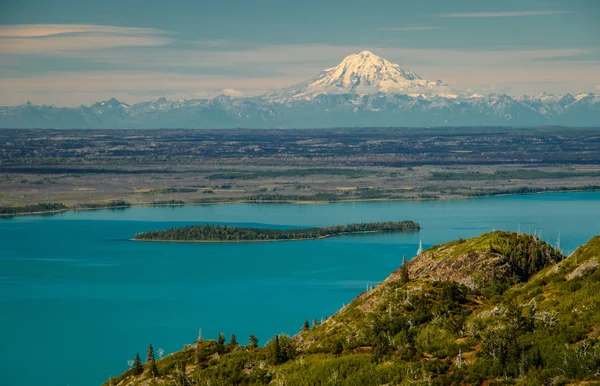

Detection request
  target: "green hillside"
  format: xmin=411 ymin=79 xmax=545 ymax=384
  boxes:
xmin=105 ymin=231 xmax=600 ymax=386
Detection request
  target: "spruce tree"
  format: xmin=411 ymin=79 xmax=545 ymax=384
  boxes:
xmin=195 ymin=343 xmax=203 ymax=364
xmin=399 ymin=264 xmax=409 ymax=284
xmin=146 ymin=343 xmax=154 ymax=363
xmin=399 ymin=254 xmax=410 ymax=284
xmin=146 ymin=344 xmax=159 ymax=377
xmin=175 ymin=361 xmax=188 ymax=386
xmin=228 ymin=333 xmax=237 ymax=348
xmin=268 ymin=335 xmax=282 ymax=365
xmin=248 ymin=334 xmax=259 ymax=349
xmin=334 ymin=340 xmax=343 ymax=357
xmin=278 ymin=335 xmax=296 ymax=363
xmin=302 ymin=319 xmax=310 ymax=331
xmin=133 ymin=352 xmax=143 ymax=375
xmin=217 ymin=333 xmax=226 ymax=353
xmin=531 ymin=346 xmax=544 ymax=369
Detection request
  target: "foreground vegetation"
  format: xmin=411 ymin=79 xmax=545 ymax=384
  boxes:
xmin=134 ymin=221 xmax=420 ymax=242
xmin=106 ymin=231 xmax=600 ymax=385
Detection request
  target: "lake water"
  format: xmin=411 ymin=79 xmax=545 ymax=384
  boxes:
xmin=1 ymin=192 xmax=600 ymax=386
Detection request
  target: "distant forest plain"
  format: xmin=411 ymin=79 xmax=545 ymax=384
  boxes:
xmin=1 ymin=127 xmax=600 ymax=215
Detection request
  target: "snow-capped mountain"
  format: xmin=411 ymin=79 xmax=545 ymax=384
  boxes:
xmin=264 ymin=51 xmax=450 ymax=102
xmin=1 ymin=51 xmax=599 ymax=128
xmin=89 ymin=97 xmax=130 ymax=114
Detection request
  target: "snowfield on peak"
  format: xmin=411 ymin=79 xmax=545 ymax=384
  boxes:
xmin=1 ymin=51 xmax=599 ymax=128
xmin=263 ymin=51 xmax=449 ymax=102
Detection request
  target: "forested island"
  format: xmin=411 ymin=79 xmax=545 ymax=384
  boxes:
xmin=134 ymin=221 xmax=420 ymax=242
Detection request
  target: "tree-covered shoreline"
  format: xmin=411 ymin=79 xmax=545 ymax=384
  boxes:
xmin=0 ymin=200 xmax=131 ymax=217
xmin=134 ymin=221 xmax=420 ymax=242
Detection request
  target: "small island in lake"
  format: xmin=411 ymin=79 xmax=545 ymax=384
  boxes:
xmin=134 ymin=221 xmax=420 ymax=242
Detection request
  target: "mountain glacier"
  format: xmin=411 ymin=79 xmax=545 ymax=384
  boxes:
xmin=1 ymin=51 xmax=598 ymax=128
xmin=263 ymin=51 xmax=450 ymax=101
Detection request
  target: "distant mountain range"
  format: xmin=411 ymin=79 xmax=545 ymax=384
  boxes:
xmin=2 ymin=51 xmax=599 ymax=128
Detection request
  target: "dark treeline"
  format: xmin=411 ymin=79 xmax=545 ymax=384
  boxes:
xmin=244 ymin=193 xmax=340 ymax=202
xmin=431 ymin=169 xmax=600 ymax=181
xmin=0 ymin=166 xmax=184 ymax=174
xmin=0 ymin=200 xmax=131 ymax=217
xmin=206 ymin=168 xmax=368 ymax=180
xmin=74 ymin=200 xmax=131 ymax=209
xmin=151 ymin=199 xmax=185 ymax=205
xmin=135 ymin=221 xmax=420 ymax=242
xmin=0 ymin=202 xmax=67 ymax=215
xmin=463 ymin=185 xmax=600 ymax=197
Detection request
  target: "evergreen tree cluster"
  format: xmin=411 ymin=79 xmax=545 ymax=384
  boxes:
xmin=491 ymin=233 xmax=564 ymax=284
xmin=135 ymin=221 xmax=420 ymax=242
xmin=0 ymin=202 xmax=67 ymax=215
xmin=266 ymin=335 xmax=295 ymax=365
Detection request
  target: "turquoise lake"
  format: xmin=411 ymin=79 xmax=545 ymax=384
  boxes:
xmin=1 ymin=192 xmax=600 ymax=386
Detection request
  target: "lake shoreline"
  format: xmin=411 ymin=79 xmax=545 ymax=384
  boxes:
xmin=4 ymin=189 xmax=599 ymax=386
xmin=2 ymin=187 xmax=600 ymax=218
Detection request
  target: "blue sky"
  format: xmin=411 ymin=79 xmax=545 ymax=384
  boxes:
xmin=1 ymin=0 xmax=599 ymax=106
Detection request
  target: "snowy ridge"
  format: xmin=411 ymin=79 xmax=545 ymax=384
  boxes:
xmin=1 ymin=51 xmax=599 ymax=128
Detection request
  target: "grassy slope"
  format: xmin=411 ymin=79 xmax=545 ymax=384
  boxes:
xmin=104 ymin=232 xmax=600 ymax=386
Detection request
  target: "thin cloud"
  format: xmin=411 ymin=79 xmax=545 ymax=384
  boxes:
xmin=0 ymin=24 xmax=169 ymax=53
xmin=55 ymin=44 xmax=592 ymax=71
xmin=0 ymin=24 xmax=163 ymax=38
xmin=439 ymin=10 xmax=569 ymax=18
xmin=380 ymin=26 xmax=440 ymax=31
xmin=222 ymin=88 xmax=244 ymax=97
xmin=0 ymin=71 xmax=306 ymax=106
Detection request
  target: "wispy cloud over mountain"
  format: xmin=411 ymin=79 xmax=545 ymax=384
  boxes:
xmin=0 ymin=24 xmax=169 ymax=53
xmin=380 ymin=26 xmax=440 ymax=31
xmin=0 ymin=24 xmax=162 ymax=38
xmin=439 ymin=10 xmax=569 ymax=18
